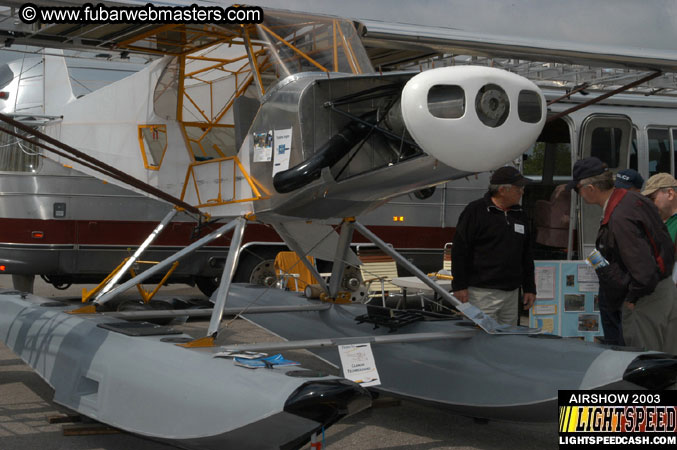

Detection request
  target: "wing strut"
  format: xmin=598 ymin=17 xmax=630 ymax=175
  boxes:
xmin=90 ymin=218 xmax=241 ymax=307
xmin=220 ymin=329 xmax=476 ymax=353
xmin=207 ymin=216 xmax=247 ymax=337
xmin=92 ymin=208 xmax=179 ymax=302
xmin=352 ymin=220 xmax=540 ymax=335
xmin=329 ymin=219 xmax=356 ymax=298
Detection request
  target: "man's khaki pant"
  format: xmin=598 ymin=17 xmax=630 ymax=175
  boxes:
xmin=622 ymin=276 xmax=677 ymax=354
xmin=468 ymin=287 xmax=519 ymax=326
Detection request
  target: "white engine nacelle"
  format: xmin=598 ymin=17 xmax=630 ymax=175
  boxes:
xmin=400 ymin=66 xmax=546 ymax=172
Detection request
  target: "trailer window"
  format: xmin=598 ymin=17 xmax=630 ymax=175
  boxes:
xmin=0 ymin=129 xmax=41 ymax=172
xmin=648 ymin=128 xmax=671 ymax=176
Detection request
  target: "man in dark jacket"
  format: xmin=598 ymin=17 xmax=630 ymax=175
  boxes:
xmin=569 ymin=157 xmax=677 ymax=353
xmin=451 ymin=166 xmax=536 ymax=325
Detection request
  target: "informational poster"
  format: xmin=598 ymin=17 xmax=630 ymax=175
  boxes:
xmin=535 ymin=266 xmax=556 ymax=299
xmin=577 ymin=314 xmax=600 ymax=332
xmin=560 ymin=262 xmax=603 ymax=341
xmin=534 ymin=317 xmax=554 ymax=333
xmin=577 ymin=264 xmax=598 ymax=283
xmin=253 ymin=130 xmax=273 ymax=162
xmin=534 ymin=304 xmax=557 ymax=315
xmin=530 ymin=261 xmax=604 ymax=342
xmin=530 ymin=261 xmax=560 ymax=336
xmin=564 ymin=294 xmax=585 ymax=312
xmin=272 ymin=128 xmax=292 ymax=176
xmin=577 ymin=262 xmax=599 ymax=292
xmin=579 ymin=282 xmax=599 ymax=292
xmin=338 ymin=343 xmax=381 ymax=387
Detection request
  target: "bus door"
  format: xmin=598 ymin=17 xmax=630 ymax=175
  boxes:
xmin=577 ymin=114 xmax=633 ymax=259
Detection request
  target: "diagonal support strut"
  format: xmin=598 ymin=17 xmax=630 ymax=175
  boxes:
xmin=352 ymin=221 xmax=540 ymax=335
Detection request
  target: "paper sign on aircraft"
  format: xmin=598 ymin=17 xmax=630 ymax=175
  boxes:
xmin=338 ymin=343 xmax=381 ymax=387
xmin=272 ymin=128 xmax=292 ymax=176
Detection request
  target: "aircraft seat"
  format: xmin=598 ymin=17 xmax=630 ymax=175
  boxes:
xmin=356 ymin=246 xmax=402 ymax=306
xmin=273 ymin=251 xmax=318 ymax=292
xmin=442 ymin=242 xmax=452 ymax=272
xmin=534 ymin=184 xmax=571 ymax=248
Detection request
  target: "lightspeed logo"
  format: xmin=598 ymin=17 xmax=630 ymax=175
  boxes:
xmin=558 ymin=390 xmax=677 ymax=448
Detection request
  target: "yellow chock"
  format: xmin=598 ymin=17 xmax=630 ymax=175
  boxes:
xmin=177 ymin=336 xmax=215 ymax=348
xmin=427 ymin=272 xmax=453 ymax=281
xmin=68 ymin=304 xmax=98 ymax=315
xmin=319 ymin=291 xmax=352 ymax=304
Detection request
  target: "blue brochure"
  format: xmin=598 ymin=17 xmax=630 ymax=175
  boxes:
xmin=234 ymin=353 xmax=300 ymax=369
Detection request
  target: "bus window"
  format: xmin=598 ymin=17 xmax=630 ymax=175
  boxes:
xmin=648 ymin=128 xmax=671 ymax=176
xmin=590 ymin=127 xmax=622 ymax=168
xmin=629 ymin=128 xmax=638 ymax=170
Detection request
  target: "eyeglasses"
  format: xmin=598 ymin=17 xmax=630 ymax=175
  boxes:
xmin=648 ymin=189 xmax=666 ymax=201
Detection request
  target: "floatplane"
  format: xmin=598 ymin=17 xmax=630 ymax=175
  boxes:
xmin=0 ymin=3 xmax=676 ymax=450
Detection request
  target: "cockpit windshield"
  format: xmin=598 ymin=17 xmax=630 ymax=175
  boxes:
xmin=244 ymin=11 xmax=374 ymax=94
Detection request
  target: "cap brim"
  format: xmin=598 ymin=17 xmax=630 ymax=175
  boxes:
xmin=566 ymin=179 xmax=578 ymax=191
xmin=513 ymin=177 xmax=532 ymax=186
xmin=642 ymin=185 xmax=677 ymax=196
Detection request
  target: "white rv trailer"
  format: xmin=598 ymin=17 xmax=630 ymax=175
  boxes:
xmin=4 ymin=79 xmax=677 ymax=295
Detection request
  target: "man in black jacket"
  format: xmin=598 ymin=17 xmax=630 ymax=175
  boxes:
xmin=451 ymin=166 xmax=536 ymax=325
xmin=569 ymin=157 xmax=677 ymax=353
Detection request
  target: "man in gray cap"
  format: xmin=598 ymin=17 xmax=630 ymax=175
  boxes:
xmin=452 ymin=166 xmax=536 ymax=325
xmin=642 ymin=172 xmax=677 ymax=242
xmin=570 ymin=157 xmax=677 ymax=353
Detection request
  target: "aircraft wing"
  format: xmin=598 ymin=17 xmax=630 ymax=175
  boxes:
xmin=358 ymin=19 xmax=677 ymax=73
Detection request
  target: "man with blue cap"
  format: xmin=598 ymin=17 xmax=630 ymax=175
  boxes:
xmin=614 ymin=168 xmax=644 ymax=192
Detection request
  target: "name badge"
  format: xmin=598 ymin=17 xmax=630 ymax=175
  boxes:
xmin=514 ymin=223 xmax=525 ymax=234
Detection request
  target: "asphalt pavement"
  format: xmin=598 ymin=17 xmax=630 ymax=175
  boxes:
xmin=0 ymin=275 xmax=559 ymax=449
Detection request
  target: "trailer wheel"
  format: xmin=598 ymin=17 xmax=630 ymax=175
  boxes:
xmin=195 ymin=276 xmax=220 ymax=297
xmin=234 ymin=249 xmax=278 ymax=286
xmin=40 ymin=275 xmax=72 ymax=290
